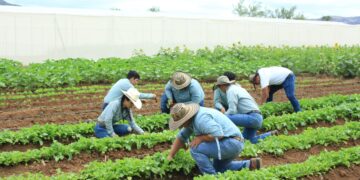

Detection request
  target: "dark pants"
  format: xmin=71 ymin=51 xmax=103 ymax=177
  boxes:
xmin=160 ymin=92 xmax=204 ymax=114
xmin=266 ymin=74 xmax=301 ymax=112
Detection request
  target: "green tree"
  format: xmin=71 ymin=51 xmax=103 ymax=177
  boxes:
xmin=149 ymin=6 xmax=160 ymax=12
xmin=321 ymin=16 xmax=332 ymax=21
xmin=234 ymin=0 xmax=305 ymax=20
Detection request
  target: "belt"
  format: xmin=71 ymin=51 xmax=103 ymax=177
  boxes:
xmin=246 ymin=110 xmax=261 ymax=114
xmin=230 ymin=136 xmax=244 ymax=142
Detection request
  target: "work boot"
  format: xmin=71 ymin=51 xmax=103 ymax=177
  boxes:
xmin=249 ymin=158 xmax=262 ymax=170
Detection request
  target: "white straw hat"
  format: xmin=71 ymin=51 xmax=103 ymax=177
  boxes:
xmin=121 ymin=88 xmax=142 ymax=109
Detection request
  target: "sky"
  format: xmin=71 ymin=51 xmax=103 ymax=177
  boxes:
xmin=5 ymin=0 xmax=360 ymax=18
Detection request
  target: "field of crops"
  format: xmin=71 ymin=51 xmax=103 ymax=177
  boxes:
xmin=0 ymin=45 xmax=360 ymax=179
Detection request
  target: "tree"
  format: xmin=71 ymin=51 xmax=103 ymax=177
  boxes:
xmin=234 ymin=0 xmax=305 ymax=20
xmin=149 ymin=7 xmax=160 ymax=12
xmin=271 ymin=6 xmax=305 ymax=20
xmin=321 ymin=16 xmax=332 ymax=21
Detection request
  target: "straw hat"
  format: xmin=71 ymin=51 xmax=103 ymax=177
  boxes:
xmin=216 ymin=76 xmax=235 ymax=86
xmin=169 ymin=103 xmax=200 ymax=130
xmin=121 ymin=88 xmax=142 ymax=109
xmin=171 ymin=72 xmax=192 ymax=90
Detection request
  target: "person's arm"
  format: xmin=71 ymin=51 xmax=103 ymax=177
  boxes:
xmin=225 ymin=88 xmax=238 ymax=115
xmin=214 ymin=89 xmax=225 ymax=112
xmin=190 ymin=114 xmax=224 ymax=148
xmin=168 ymin=127 xmax=193 ymax=160
xmin=167 ymin=138 xmax=186 ymax=161
xmin=139 ymin=92 xmax=156 ymax=99
xmin=189 ymin=81 xmax=204 ymax=104
xmin=164 ymin=81 xmax=174 ymax=104
xmin=259 ymin=70 xmax=270 ymax=105
xmin=100 ymin=102 xmax=118 ymax=136
xmin=260 ymin=87 xmax=269 ymax=105
xmin=127 ymin=110 xmax=144 ymax=134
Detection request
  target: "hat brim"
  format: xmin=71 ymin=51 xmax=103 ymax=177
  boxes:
xmin=121 ymin=90 xmax=142 ymax=109
xmin=169 ymin=103 xmax=200 ymax=130
xmin=172 ymin=74 xmax=191 ymax=90
xmin=216 ymin=80 xmax=235 ymax=86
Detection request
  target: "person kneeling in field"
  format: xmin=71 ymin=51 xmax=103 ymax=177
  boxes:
xmin=95 ymin=88 xmax=145 ymax=138
xmin=102 ymin=70 xmax=156 ymax=110
xmin=160 ymin=71 xmax=205 ymax=114
xmin=216 ymin=76 xmax=277 ymax=144
xmin=213 ymin=71 xmax=239 ymax=113
xmin=167 ymin=103 xmax=262 ymax=174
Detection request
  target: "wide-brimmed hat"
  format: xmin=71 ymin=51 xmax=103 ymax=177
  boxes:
xmin=216 ymin=76 xmax=235 ymax=86
xmin=169 ymin=103 xmax=200 ymax=130
xmin=121 ymin=88 xmax=142 ymax=109
xmin=249 ymin=74 xmax=257 ymax=84
xmin=171 ymin=72 xmax=192 ymax=90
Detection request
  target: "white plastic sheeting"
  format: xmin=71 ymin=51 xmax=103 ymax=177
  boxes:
xmin=0 ymin=7 xmax=359 ymax=64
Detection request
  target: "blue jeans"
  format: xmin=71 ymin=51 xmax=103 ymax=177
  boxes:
xmin=266 ymin=74 xmax=301 ymax=112
xmin=227 ymin=113 xmax=271 ymax=144
xmin=190 ymin=137 xmax=249 ymax=174
xmin=94 ymin=124 xmax=131 ymax=138
xmin=160 ymin=92 xmax=204 ymax=114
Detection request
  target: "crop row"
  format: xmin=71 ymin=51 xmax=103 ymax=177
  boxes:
xmin=196 ymin=145 xmax=360 ymax=180
xmin=1 ymin=79 xmax=357 ymax=101
xmin=1 ymin=44 xmax=359 ymax=90
xmin=1 ymin=94 xmax=359 ymax=146
xmin=2 ymin=122 xmax=359 ymax=179
xmin=0 ymin=113 xmax=358 ymax=166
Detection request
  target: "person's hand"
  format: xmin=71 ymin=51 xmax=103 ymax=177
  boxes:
xmin=220 ymin=108 xmax=226 ymax=114
xmin=190 ymin=136 xmax=203 ymax=148
xmin=168 ymin=100 xmax=174 ymax=108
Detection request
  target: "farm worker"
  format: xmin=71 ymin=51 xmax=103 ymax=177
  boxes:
xmin=95 ymin=88 xmax=145 ymax=138
xmin=216 ymin=76 xmax=277 ymax=144
xmin=103 ymin=70 xmax=156 ymax=110
xmin=249 ymin=66 xmax=301 ymax=112
xmin=167 ymin=103 xmax=262 ymax=174
xmin=213 ymin=71 xmax=239 ymax=113
xmin=160 ymin=71 xmax=205 ymax=114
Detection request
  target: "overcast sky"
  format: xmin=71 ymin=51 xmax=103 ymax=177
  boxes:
xmin=6 ymin=0 xmax=360 ymax=18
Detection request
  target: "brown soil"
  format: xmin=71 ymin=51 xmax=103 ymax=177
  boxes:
xmin=256 ymin=139 xmax=359 ymax=167
xmin=0 ymin=143 xmax=171 ymax=177
xmin=303 ymin=165 xmax=360 ymax=180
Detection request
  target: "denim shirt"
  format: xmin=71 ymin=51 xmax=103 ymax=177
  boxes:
xmin=213 ymin=83 xmax=241 ymax=110
xmin=177 ymin=107 xmax=243 ymax=143
xmin=214 ymin=88 xmax=228 ymax=110
xmin=225 ymin=84 xmax=260 ymax=115
xmin=97 ymin=99 xmax=144 ymax=135
xmin=104 ymin=78 xmax=155 ymax=103
xmin=165 ymin=79 xmax=205 ymax=104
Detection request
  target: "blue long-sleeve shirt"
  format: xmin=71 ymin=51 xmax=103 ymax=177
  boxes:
xmin=177 ymin=107 xmax=243 ymax=143
xmin=104 ymin=78 xmax=155 ymax=103
xmin=164 ymin=79 xmax=205 ymax=104
xmin=214 ymin=84 xmax=242 ymax=110
xmin=225 ymin=84 xmax=260 ymax=115
xmin=97 ymin=99 xmax=144 ymax=135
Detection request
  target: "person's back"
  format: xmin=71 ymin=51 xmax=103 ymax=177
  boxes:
xmin=104 ymin=79 xmax=131 ymax=103
xmin=226 ymin=84 xmax=259 ymax=115
xmin=193 ymin=107 xmax=243 ymax=139
xmin=258 ymin=67 xmax=292 ymax=88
